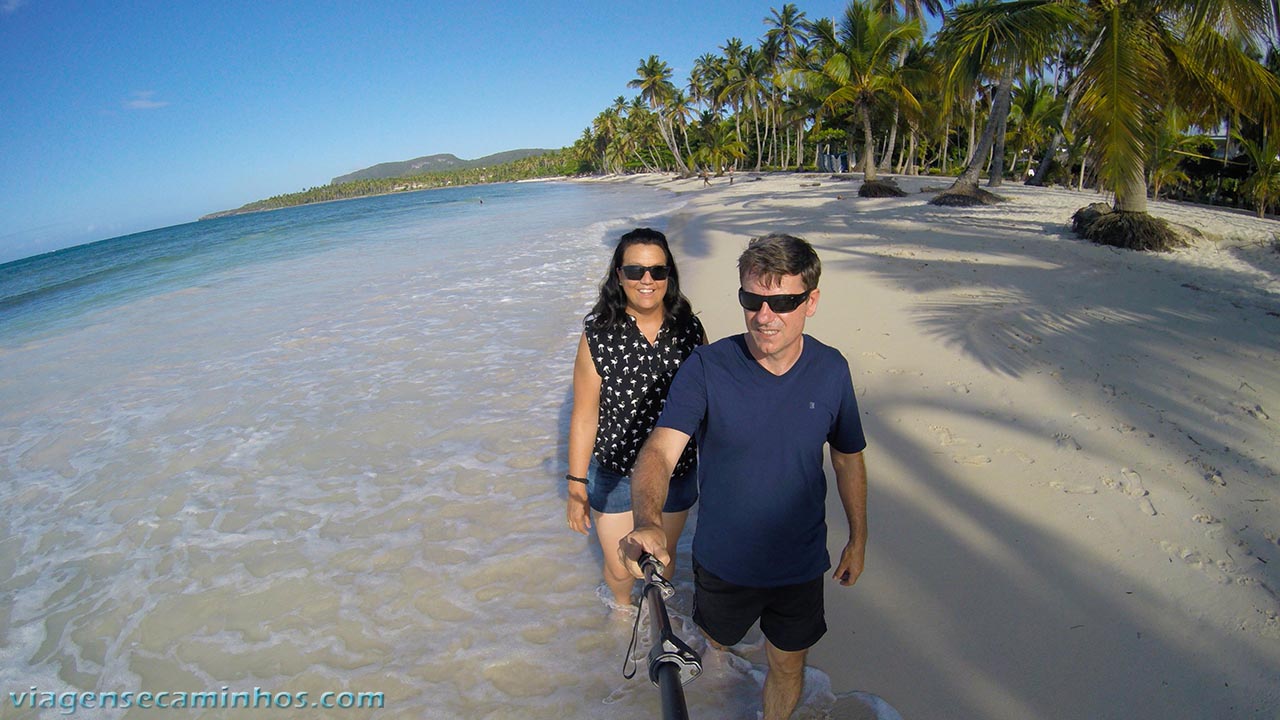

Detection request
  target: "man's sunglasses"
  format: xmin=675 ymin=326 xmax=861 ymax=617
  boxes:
xmin=738 ymin=288 xmax=812 ymax=314
xmin=619 ymin=264 xmax=670 ymax=281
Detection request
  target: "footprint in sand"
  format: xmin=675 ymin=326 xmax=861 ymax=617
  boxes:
xmin=1197 ymin=463 xmax=1226 ymax=487
xmin=1071 ymin=412 xmax=1101 ymax=431
xmin=997 ymin=447 xmax=1036 ymax=464
xmin=947 ymin=381 xmax=971 ymax=394
xmin=1242 ymin=404 xmax=1270 ymax=420
xmin=930 ymin=425 xmax=966 ymax=446
xmin=1053 ymin=433 xmax=1082 ymax=451
xmin=1104 ymin=468 xmax=1157 ymax=515
xmin=930 ymin=424 xmax=990 ymax=464
xmin=1117 ymin=468 xmax=1147 ymax=497
xmin=1157 ymin=541 xmax=1265 ymax=596
xmin=1049 ymin=481 xmax=1097 ymax=495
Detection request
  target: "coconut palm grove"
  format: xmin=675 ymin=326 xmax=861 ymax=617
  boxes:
xmin=230 ymin=0 xmax=1280 ymax=253
xmin=569 ymin=0 xmax=1280 ymax=251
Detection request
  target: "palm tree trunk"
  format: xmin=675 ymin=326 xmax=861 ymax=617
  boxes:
xmin=965 ymin=95 xmax=978 ymax=166
xmin=881 ymin=104 xmax=900 ymax=172
xmin=659 ymin=117 xmax=691 ymax=175
xmin=987 ymin=66 xmax=1015 ymax=188
xmin=1078 ymin=144 xmax=1088 ymax=191
xmin=949 ymin=66 xmax=1013 ymax=192
xmin=1113 ymin=163 xmax=1149 ymax=213
xmin=907 ymin=127 xmax=918 ymax=175
xmin=861 ymin=105 xmax=878 ymax=182
xmin=1027 ymin=80 xmax=1079 ymax=187
xmin=940 ymin=125 xmax=949 ymax=175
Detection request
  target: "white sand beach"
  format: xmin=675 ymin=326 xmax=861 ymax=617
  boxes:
xmin=579 ymin=172 xmax=1280 ymax=719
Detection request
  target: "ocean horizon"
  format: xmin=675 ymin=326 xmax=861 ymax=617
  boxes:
xmin=0 ymin=181 xmax=849 ymax=718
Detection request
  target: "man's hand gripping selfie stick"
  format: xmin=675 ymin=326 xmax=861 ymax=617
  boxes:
xmin=638 ymin=552 xmax=702 ymax=720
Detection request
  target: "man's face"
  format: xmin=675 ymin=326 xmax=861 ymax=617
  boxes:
xmin=740 ymin=271 xmax=818 ymax=365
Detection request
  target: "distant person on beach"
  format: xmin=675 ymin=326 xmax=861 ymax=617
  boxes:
xmin=566 ymin=228 xmax=706 ymax=607
xmin=620 ymin=233 xmax=868 ymax=720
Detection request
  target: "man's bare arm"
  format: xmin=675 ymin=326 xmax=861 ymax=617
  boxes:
xmin=620 ymin=426 xmax=691 ymax=576
xmin=831 ymin=449 xmax=868 ymax=586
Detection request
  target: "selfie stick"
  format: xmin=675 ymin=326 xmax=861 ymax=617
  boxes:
xmin=638 ymin=553 xmax=703 ymax=720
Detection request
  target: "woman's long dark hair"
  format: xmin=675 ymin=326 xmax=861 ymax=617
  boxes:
xmin=586 ymin=228 xmax=694 ymax=329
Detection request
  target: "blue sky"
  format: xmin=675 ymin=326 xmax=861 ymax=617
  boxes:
xmin=0 ymin=0 xmax=855 ymax=264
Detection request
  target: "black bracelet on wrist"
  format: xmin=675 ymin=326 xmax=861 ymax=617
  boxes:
xmin=565 ymin=473 xmax=588 ymax=484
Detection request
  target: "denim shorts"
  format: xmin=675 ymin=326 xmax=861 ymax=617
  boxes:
xmin=587 ymin=458 xmax=698 ymax=514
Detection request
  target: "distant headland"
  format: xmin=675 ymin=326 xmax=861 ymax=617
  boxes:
xmin=200 ymin=148 xmax=573 ymax=220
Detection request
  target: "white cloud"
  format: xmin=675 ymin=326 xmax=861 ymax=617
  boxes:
xmin=2 ymin=0 xmax=28 ymax=14
xmin=124 ymin=90 xmax=170 ymax=110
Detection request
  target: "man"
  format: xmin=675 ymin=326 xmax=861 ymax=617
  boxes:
xmin=621 ymin=233 xmax=868 ymax=720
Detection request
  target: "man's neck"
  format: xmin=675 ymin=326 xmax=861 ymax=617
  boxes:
xmin=746 ymin=334 xmax=804 ymax=376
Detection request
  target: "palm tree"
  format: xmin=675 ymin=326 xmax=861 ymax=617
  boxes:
xmin=875 ymin=0 xmax=951 ymax=20
xmin=1026 ymin=46 xmax=1084 ymax=186
xmin=720 ymin=38 xmax=749 ymax=148
xmin=937 ymin=0 xmax=1280 ymax=248
xmin=766 ymin=3 xmax=810 ymax=59
xmin=1146 ymin=110 xmax=1208 ymax=200
xmin=872 ymin=0 xmax=954 ymax=170
xmin=931 ymin=0 xmax=1078 ymax=204
xmin=799 ymin=0 xmax=924 ymax=188
xmin=766 ymin=4 xmax=814 ymax=169
xmin=896 ymin=39 xmax=944 ymax=174
xmin=722 ymin=46 xmax=773 ymax=169
xmin=1007 ymin=76 xmax=1062 ymax=180
xmin=689 ymin=53 xmax=727 ymax=113
xmin=694 ymin=118 xmax=749 ymax=176
xmin=1072 ymin=1 xmax=1279 ymax=217
xmin=666 ymin=89 xmax=697 ymax=160
xmin=629 ymin=55 xmax=692 ymax=175
xmin=1235 ymin=129 xmax=1280 ymax=217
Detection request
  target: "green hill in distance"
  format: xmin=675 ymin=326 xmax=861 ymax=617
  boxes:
xmin=201 ymin=147 xmax=576 ymax=220
xmin=331 ymin=149 xmax=555 ymax=184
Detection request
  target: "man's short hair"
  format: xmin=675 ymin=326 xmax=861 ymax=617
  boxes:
xmin=738 ymin=233 xmax=821 ymax=291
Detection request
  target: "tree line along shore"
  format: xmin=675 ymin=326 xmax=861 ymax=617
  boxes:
xmin=213 ymin=1 xmax=1280 ymax=251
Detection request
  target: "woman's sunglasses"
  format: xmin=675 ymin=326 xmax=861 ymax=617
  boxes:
xmin=619 ymin=264 xmax=670 ymax=281
xmin=738 ymin=288 xmax=812 ymax=313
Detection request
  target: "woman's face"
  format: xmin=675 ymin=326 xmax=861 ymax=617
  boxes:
xmin=616 ymin=243 xmax=669 ymax=315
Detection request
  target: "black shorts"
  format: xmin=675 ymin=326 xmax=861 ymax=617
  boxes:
xmin=692 ymin=560 xmax=826 ymax=652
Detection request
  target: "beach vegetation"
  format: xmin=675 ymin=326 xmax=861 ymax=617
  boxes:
xmin=930 ymin=0 xmax=1081 ymax=204
xmin=204 ymin=149 xmax=581 ymax=218
xmin=795 ymin=1 xmax=926 ymax=182
xmin=1146 ymin=111 xmax=1210 ymax=201
xmin=630 ymin=55 xmax=694 ymax=176
xmin=1007 ymin=76 xmax=1064 ymax=181
xmin=692 ymin=117 xmax=749 ymax=176
xmin=221 ymin=0 xmax=1280 ymax=237
xmin=1234 ymin=128 xmax=1280 ymax=217
xmin=923 ymin=0 xmax=1280 ymax=249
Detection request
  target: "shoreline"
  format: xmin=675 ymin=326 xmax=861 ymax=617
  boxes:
xmin=581 ymin=172 xmax=1280 ymax=718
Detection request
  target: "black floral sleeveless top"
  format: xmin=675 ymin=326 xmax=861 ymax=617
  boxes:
xmin=585 ymin=311 xmax=703 ymax=478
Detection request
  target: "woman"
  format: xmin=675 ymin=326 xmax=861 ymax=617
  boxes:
xmin=566 ymin=228 xmax=704 ymax=607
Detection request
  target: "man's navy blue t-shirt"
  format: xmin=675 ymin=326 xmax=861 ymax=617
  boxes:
xmin=656 ymin=334 xmax=866 ymax=587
